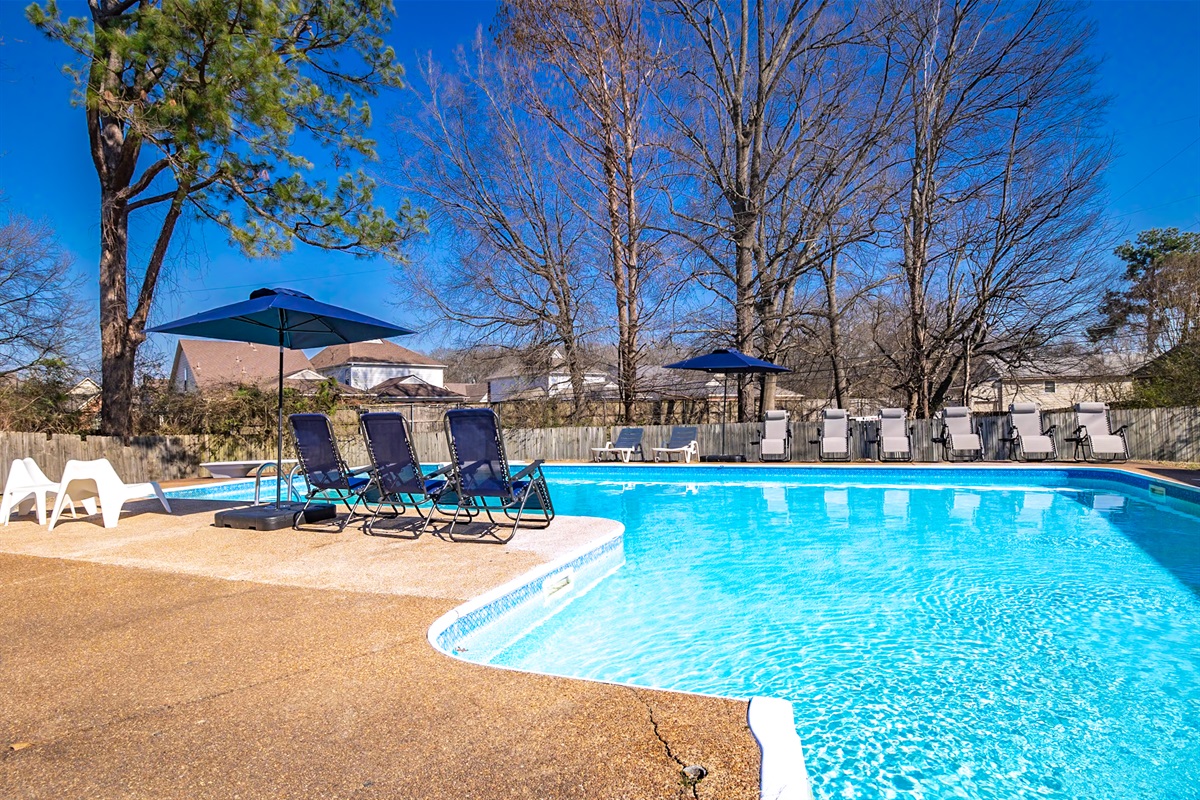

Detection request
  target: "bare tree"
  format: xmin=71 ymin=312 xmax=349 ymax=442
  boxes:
xmin=881 ymin=0 xmax=1110 ymax=416
xmin=496 ymin=0 xmax=673 ymax=424
xmin=394 ymin=36 xmax=595 ymax=412
xmin=661 ymin=0 xmax=856 ymax=420
xmin=0 ymin=210 xmax=85 ymax=377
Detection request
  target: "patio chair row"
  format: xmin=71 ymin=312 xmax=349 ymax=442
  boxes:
xmin=287 ymin=408 xmax=555 ymax=544
xmin=593 ymin=401 xmax=1131 ymax=464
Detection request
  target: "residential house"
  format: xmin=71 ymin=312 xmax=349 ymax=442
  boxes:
xmin=372 ymin=375 xmax=466 ymax=402
xmin=444 ymin=382 xmax=489 ymax=403
xmin=969 ymin=352 xmax=1145 ymax=412
xmin=486 ymin=350 xmax=615 ymax=401
xmin=311 ymin=340 xmax=446 ymax=391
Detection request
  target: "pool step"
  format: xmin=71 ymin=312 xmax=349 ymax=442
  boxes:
xmin=748 ymin=696 xmax=813 ymax=800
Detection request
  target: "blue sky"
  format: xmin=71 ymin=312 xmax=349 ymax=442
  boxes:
xmin=1 ymin=0 xmax=1198 ymax=365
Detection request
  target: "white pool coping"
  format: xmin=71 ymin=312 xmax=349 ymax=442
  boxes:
xmin=749 ymin=697 xmax=814 ymax=800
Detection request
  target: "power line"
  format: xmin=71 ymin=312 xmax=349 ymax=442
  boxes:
xmin=1109 ymin=193 xmax=1200 ymax=220
xmin=1112 ymin=135 xmax=1200 ymax=203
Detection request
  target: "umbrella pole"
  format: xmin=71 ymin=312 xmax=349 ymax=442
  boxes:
xmin=722 ymin=373 xmax=728 ymax=455
xmin=276 ymin=335 xmax=284 ymax=508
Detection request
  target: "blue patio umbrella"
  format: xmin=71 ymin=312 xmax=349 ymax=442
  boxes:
xmin=664 ymin=348 xmax=790 ymax=456
xmin=148 ymin=288 xmax=416 ymax=507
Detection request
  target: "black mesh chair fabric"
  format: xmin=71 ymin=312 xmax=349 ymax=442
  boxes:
xmin=290 ymin=413 xmax=362 ymax=492
xmin=360 ymin=412 xmax=424 ymax=496
xmin=446 ymin=408 xmax=510 ymax=498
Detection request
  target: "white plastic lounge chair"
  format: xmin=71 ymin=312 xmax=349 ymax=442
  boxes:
xmin=1067 ymin=402 xmax=1129 ymax=462
xmin=757 ymin=411 xmax=791 ymax=462
xmin=1004 ymin=403 xmax=1057 ymax=461
xmin=47 ymin=458 xmax=172 ymax=530
xmin=1 ymin=458 xmax=96 ymax=526
xmin=811 ymin=408 xmax=852 ymax=461
xmin=935 ymin=406 xmax=982 ymax=461
xmin=591 ymin=428 xmax=645 ymax=463
xmin=653 ymin=426 xmax=699 ymax=463
xmin=872 ymin=408 xmax=913 ymax=461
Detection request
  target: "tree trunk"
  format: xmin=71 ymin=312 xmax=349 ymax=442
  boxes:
xmin=822 ymin=254 xmax=848 ymax=408
xmin=98 ymin=189 xmax=136 ymax=436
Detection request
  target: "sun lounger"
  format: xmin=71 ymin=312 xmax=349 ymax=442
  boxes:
xmin=359 ymin=411 xmax=457 ymax=536
xmin=1 ymin=458 xmax=96 ymax=526
xmin=1067 ymin=402 xmax=1129 ymax=462
xmin=811 ymin=408 xmax=852 ymax=461
xmin=591 ymin=428 xmax=645 ymax=462
xmin=289 ymin=413 xmax=372 ymax=531
xmin=935 ymin=406 xmax=982 ymax=461
xmin=757 ymin=411 xmax=792 ymax=462
xmin=1003 ymin=403 xmax=1057 ymax=461
xmin=443 ymin=408 xmax=554 ymax=543
xmin=871 ymin=408 xmax=913 ymax=462
xmin=653 ymin=426 xmax=700 ymax=463
xmin=47 ymin=458 xmax=171 ymax=530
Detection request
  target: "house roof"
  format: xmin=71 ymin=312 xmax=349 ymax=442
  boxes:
xmin=983 ymin=351 xmax=1147 ymax=382
xmin=311 ymin=340 xmax=443 ymax=370
xmin=172 ymin=340 xmax=314 ymax=391
xmin=372 ymin=375 xmax=466 ymax=401
xmin=444 ymin=382 xmax=488 ymax=403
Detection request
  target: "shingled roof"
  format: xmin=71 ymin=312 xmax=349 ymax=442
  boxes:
xmin=310 ymin=340 xmax=443 ymax=369
xmin=372 ymin=375 xmax=465 ymax=401
xmin=172 ymin=340 xmax=314 ymax=391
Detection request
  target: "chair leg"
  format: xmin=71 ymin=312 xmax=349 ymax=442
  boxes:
xmin=152 ymin=484 xmax=172 ymax=514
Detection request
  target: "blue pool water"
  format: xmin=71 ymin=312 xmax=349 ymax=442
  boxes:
xmin=173 ymin=467 xmax=1200 ymax=798
xmin=452 ymin=467 xmax=1200 ymax=800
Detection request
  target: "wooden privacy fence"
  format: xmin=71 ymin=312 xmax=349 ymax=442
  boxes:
xmin=0 ymin=407 xmax=1197 ymax=485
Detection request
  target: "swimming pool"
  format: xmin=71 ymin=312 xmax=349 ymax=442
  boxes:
xmin=433 ymin=466 xmax=1200 ymax=800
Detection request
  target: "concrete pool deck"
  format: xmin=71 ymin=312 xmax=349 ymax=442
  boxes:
xmin=0 ymin=499 xmax=760 ymax=799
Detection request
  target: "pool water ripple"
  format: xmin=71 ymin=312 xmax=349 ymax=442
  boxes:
xmin=464 ymin=469 xmax=1200 ymax=799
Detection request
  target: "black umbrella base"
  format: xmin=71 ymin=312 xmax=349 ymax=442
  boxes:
xmin=214 ymin=503 xmax=336 ymax=531
xmin=701 ymin=454 xmax=747 ymax=463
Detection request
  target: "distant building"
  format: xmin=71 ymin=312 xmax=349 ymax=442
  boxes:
xmin=311 ymin=340 xmax=445 ymax=391
xmin=67 ymin=378 xmax=101 ymax=411
xmin=372 ymin=375 xmax=466 ymax=402
xmin=169 ymin=340 xmax=315 ymax=393
xmin=969 ymin=352 xmax=1145 ymax=412
xmin=486 ymin=350 xmax=615 ymax=401
xmin=444 ymin=382 xmax=489 ymax=403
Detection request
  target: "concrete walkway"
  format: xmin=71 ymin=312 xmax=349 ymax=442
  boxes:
xmin=0 ymin=501 xmax=760 ymax=799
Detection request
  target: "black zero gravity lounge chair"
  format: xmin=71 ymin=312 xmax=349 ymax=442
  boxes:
xmin=359 ymin=411 xmax=458 ymax=537
xmin=443 ymin=408 xmax=555 ymax=543
xmin=288 ymin=413 xmax=372 ymax=531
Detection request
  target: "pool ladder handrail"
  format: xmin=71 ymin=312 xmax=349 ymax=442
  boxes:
xmin=251 ymin=461 xmax=304 ymax=506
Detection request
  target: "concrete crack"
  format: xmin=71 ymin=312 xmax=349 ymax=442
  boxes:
xmin=627 ymin=687 xmax=700 ymax=800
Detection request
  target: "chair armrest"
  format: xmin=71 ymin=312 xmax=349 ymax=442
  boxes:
xmin=1042 ymin=424 xmax=1057 ymax=435
xmin=1113 ymin=424 xmax=1130 ymax=435
xmin=511 ymin=459 xmax=545 ymax=483
xmin=426 ymin=463 xmax=455 ymax=479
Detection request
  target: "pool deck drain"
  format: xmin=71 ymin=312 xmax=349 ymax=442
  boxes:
xmin=0 ymin=499 xmax=760 ymax=799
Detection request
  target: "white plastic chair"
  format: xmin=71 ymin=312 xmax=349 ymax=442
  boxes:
xmin=47 ymin=458 xmax=172 ymax=530
xmin=1 ymin=458 xmax=96 ymax=526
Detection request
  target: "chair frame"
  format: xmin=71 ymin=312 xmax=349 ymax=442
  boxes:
xmin=870 ymin=409 xmax=914 ymax=462
xmin=591 ymin=428 xmax=646 ymax=463
xmin=442 ymin=408 xmax=555 ymax=543
xmin=1001 ymin=406 xmax=1058 ymax=462
xmin=755 ymin=411 xmax=792 ymax=462
xmin=359 ymin=411 xmax=459 ymax=537
xmin=932 ymin=407 xmax=983 ymax=462
xmin=810 ymin=409 xmax=853 ymax=462
xmin=1066 ymin=404 xmax=1130 ymax=463
xmin=289 ymin=413 xmax=372 ymax=532
xmin=652 ymin=427 xmax=700 ymax=463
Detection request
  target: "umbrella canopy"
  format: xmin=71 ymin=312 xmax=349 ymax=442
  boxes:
xmin=148 ymin=288 xmax=416 ymax=508
xmin=664 ymin=348 xmax=790 ymax=456
xmin=664 ymin=348 xmax=790 ymax=374
xmin=147 ymin=287 xmax=415 ymax=348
